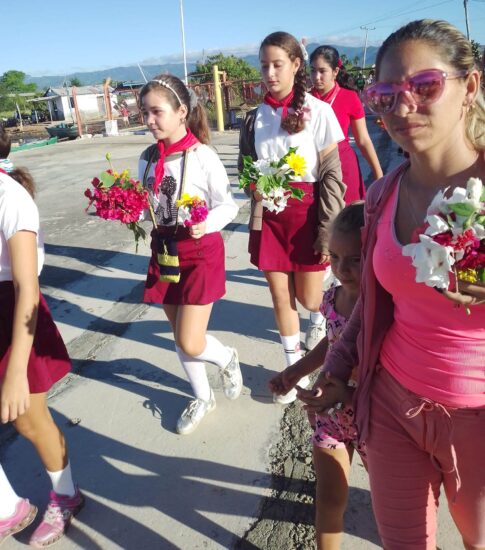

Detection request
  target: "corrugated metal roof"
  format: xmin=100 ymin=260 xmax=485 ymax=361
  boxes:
xmin=45 ymin=85 xmax=114 ymax=97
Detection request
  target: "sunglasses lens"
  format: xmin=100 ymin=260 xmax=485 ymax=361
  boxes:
xmin=409 ymin=71 xmax=444 ymax=103
xmin=364 ymin=84 xmax=395 ymax=114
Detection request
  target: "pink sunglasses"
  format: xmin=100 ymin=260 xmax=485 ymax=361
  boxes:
xmin=363 ymin=68 xmax=468 ymax=115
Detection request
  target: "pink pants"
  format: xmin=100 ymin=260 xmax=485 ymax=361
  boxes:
xmin=366 ymin=367 xmax=485 ymax=550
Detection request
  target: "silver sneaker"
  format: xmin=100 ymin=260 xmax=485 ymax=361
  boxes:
xmin=305 ymin=321 xmax=326 ymax=351
xmin=176 ymin=391 xmax=216 ymax=435
xmin=220 ymin=348 xmax=243 ymax=400
xmin=273 ymin=375 xmax=310 ymax=404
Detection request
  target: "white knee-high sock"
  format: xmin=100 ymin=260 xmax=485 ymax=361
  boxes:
xmin=176 ymin=346 xmax=212 ymax=401
xmin=310 ymin=310 xmax=325 ymax=325
xmin=0 ymin=464 xmax=21 ymax=518
xmin=280 ymin=333 xmax=302 ymax=367
xmin=46 ymin=461 xmax=75 ymax=497
xmin=193 ymin=334 xmax=232 ymax=369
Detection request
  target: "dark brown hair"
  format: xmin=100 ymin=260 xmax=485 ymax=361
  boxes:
xmin=139 ymin=74 xmax=210 ymax=144
xmin=332 ymin=201 xmax=365 ymax=235
xmin=0 ymin=126 xmax=35 ymax=198
xmin=260 ymin=32 xmax=307 ymax=134
xmin=310 ymin=45 xmax=359 ymax=92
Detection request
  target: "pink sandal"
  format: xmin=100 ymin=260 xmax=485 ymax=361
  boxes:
xmin=0 ymin=498 xmax=37 ymax=545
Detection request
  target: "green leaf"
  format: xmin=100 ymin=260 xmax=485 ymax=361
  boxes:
xmin=479 ymin=268 xmax=485 ymax=284
xmin=290 ymin=187 xmax=305 ymax=201
xmin=481 ymin=187 xmax=485 ymax=202
xmin=100 ymin=172 xmax=116 ymax=188
xmin=448 ymin=203 xmax=477 ymax=218
xmin=476 ymin=215 xmax=485 ymax=227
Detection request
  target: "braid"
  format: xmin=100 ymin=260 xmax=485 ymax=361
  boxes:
xmin=281 ymin=64 xmax=307 ymax=134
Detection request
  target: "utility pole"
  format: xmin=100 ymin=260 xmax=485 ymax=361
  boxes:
xmin=180 ymin=0 xmax=188 ymax=84
xmin=463 ymin=0 xmax=471 ymax=39
xmin=360 ymin=25 xmax=375 ymax=72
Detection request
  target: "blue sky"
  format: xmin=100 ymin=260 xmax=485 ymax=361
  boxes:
xmin=3 ymin=0 xmax=485 ymax=76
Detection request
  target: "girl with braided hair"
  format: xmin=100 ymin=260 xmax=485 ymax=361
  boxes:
xmin=238 ymin=31 xmax=345 ymax=403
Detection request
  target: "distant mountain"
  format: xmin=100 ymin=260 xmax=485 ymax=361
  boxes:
xmin=25 ymin=44 xmax=379 ymax=88
xmin=25 ymin=63 xmax=197 ymax=88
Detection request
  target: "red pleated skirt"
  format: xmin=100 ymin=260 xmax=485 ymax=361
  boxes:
xmin=249 ymin=182 xmax=326 ymax=272
xmin=143 ymin=227 xmax=226 ymax=305
xmin=0 ymin=281 xmax=71 ymax=394
xmin=338 ymin=140 xmax=366 ymax=204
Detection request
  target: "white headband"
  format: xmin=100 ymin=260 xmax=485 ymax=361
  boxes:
xmin=150 ymin=79 xmax=183 ymax=106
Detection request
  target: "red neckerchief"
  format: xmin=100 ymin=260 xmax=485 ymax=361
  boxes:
xmin=311 ymin=83 xmax=340 ymax=106
xmin=154 ymin=128 xmax=200 ymax=195
xmin=263 ymin=90 xmax=295 ymax=119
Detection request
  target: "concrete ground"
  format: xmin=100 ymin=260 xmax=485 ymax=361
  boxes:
xmin=1 ymin=125 xmax=462 ymax=549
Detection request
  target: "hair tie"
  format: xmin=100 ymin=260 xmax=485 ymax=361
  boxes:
xmin=337 ymin=59 xmax=343 ymax=68
xmin=187 ymin=88 xmax=198 ymax=110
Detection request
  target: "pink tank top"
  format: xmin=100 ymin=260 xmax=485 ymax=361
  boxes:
xmin=373 ymin=177 xmax=485 ymax=408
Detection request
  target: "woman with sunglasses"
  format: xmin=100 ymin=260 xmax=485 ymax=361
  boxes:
xmin=310 ymin=46 xmax=383 ymax=203
xmin=298 ymin=19 xmax=485 ymax=549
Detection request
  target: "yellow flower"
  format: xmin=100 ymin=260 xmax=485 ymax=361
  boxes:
xmin=457 ymin=269 xmax=478 ymax=283
xmin=175 ymin=193 xmax=198 ymax=208
xmin=286 ymin=153 xmax=307 ymax=177
xmin=120 ymin=169 xmax=130 ymax=180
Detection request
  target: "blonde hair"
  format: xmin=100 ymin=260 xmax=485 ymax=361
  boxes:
xmin=376 ymin=19 xmax=485 ymax=151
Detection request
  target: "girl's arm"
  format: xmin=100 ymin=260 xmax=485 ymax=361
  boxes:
xmin=350 ymin=117 xmax=383 ymax=180
xmin=269 ymin=336 xmax=329 ymax=394
xmin=1 ymin=230 xmax=39 ymax=423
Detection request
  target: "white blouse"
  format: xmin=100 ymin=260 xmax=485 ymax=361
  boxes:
xmin=254 ymin=92 xmax=344 ymax=181
xmin=138 ymin=144 xmax=238 ymax=233
xmin=0 ymin=172 xmax=44 ymax=281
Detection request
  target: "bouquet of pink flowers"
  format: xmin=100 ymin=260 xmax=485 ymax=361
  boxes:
xmin=403 ymin=177 xmax=485 ymax=297
xmin=175 ymin=193 xmax=209 ymax=227
xmin=84 ymin=153 xmax=149 ymax=250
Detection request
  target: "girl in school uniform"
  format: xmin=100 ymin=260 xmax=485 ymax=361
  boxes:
xmin=0 ymin=127 xmax=84 ymax=548
xmin=310 ymin=45 xmax=383 ymax=203
xmin=138 ymin=75 xmax=242 ymax=435
xmin=238 ymin=31 xmax=346 ymax=402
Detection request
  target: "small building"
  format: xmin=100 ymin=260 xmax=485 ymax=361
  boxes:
xmin=34 ymin=85 xmax=116 ymax=122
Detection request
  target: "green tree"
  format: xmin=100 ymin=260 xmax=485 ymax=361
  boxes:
xmin=0 ymin=70 xmax=37 ymax=114
xmin=0 ymin=70 xmax=37 ymax=93
xmin=191 ymin=53 xmax=259 ymax=83
xmin=471 ymin=40 xmax=483 ymax=65
xmin=69 ymin=77 xmax=83 ymax=87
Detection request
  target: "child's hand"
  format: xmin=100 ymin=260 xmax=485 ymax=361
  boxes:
xmin=189 ymin=221 xmax=207 ymax=240
xmin=296 ymin=373 xmax=352 ymax=415
xmin=1 ymin=371 xmax=30 ymax=423
xmin=268 ymin=366 xmax=301 ymax=395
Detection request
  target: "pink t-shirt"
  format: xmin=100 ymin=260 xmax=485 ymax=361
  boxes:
xmin=332 ymin=87 xmax=365 ymax=141
xmin=373 ymin=178 xmax=485 ymax=408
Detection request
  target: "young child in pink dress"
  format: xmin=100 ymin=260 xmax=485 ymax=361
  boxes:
xmin=269 ymin=201 xmax=366 ymax=550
